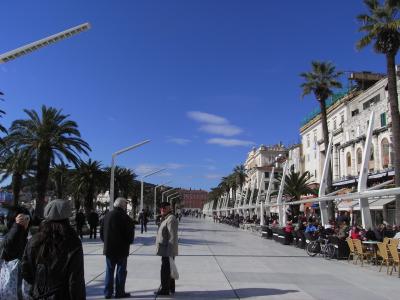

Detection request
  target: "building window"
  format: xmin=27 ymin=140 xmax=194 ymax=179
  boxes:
xmin=346 ymin=152 xmax=352 ymax=175
xmin=369 ymin=144 xmax=374 ymax=171
xmin=351 ymin=109 xmax=359 ymax=117
xmin=314 ymin=170 xmax=317 ymax=178
xmin=307 ymin=135 xmax=310 ymax=147
xmin=341 ymin=114 xmax=344 ymax=124
xmin=363 ymin=94 xmax=380 ymax=110
xmin=381 ymin=138 xmax=390 ymax=168
xmin=290 ymin=165 xmax=295 ymax=172
xmin=264 ymin=172 xmax=269 ymax=178
xmin=333 ymin=117 xmax=337 ymax=130
xmin=380 ymin=113 xmax=387 ymax=127
xmin=356 ymin=148 xmax=363 ymax=173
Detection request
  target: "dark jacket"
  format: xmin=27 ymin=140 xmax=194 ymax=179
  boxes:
xmin=100 ymin=207 xmax=135 ymax=258
xmin=21 ymin=224 xmax=85 ymax=300
xmin=88 ymin=211 xmax=99 ymax=227
xmin=75 ymin=212 xmax=86 ymax=227
xmin=1 ymin=222 xmax=28 ymax=261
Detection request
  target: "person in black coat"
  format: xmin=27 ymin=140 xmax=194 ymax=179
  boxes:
xmin=21 ymin=199 xmax=85 ymax=300
xmin=1 ymin=205 xmax=30 ymax=261
xmin=138 ymin=209 xmax=148 ymax=234
xmin=88 ymin=210 xmax=99 ymax=239
xmin=100 ymin=197 xmax=135 ymax=299
xmin=75 ymin=209 xmax=86 ymax=239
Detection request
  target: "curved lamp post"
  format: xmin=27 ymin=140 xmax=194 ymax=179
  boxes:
xmin=154 ymin=181 xmax=172 ymax=217
xmin=140 ymin=168 xmax=166 ymax=212
xmin=110 ymin=140 xmax=151 ymax=210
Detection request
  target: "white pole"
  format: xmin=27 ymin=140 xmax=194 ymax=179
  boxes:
xmin=318 ymin=134 xmax=333 ymax=226
xmin=162 ymin=188 xmax=178 ymax=202
xmin=265 ymin=167 xmax=275 ymax=216
xmin=140 ymin=168 xmax=166 ymax=212
xmin=154 ymin=181 xmax=172 ymax=217
xmin=277 ymin=161 xmax=288 ymax=227
xmin=358 ymin=112 xmax=374 ymax=229
xmin=260 ymin=202 xmax=265 ymax=226
xmin=166 ymin=192 xmax=180 ymax=203
xmin=109 ymin=140 xmax=150 ymax=210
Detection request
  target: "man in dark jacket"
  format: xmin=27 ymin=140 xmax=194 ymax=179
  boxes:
xmin=88 ymin=210 xmax=99 ymax=239
xmin=100 ymin=197 xmax=135 ymax=299
xmin=75 ymin=209 xmax=86 ymax=239
xmin=138 ymin=209 xmax=148 ymax=234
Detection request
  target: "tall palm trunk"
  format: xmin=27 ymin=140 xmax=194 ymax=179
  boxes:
xmin=319 ymin=99 xmax=334 ymax=219
xmin=12 ymin=172 xmax=22 ymax=207
xmin=36 ymin=149 xmax=51 ymax=218
xmin=386 ymin=53 xmax=400 ymax=224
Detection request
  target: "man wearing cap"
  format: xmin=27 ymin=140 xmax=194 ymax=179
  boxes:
xmin=155 ymin=201 xmax=179 ymax=296
xmin=100 ymin=197 xmax=135 ymax=299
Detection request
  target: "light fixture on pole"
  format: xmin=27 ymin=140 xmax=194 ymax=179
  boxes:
xmin=140 ymin=168 xmax=166 ymax=212
xmin=162 ymin=188 xmax=178 ymax=202
xmin=154 ymin=180 xmax=172 ymax=217
xmin=0 ymin=23 xmax=91 ymax=64
xmin=110 ymin=140 xmax=151 ymax=210
xmin=166 ymin=192 xmax=180 ymax=203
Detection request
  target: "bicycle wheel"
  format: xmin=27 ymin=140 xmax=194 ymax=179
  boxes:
xmin=324 ymin=244 xmax=336 ymax=260
xmin=306 ymin=241 xmax=319 ymax=257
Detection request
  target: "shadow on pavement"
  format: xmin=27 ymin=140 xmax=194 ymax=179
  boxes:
xmin=178 ymin=238 xmax=226 ymax=246
xmin=86 ymin=281 xmax=156 ymax=299
xmin=174 ymin=288 xmax=299 ymax=298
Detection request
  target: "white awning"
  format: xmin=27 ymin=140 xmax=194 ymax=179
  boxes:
xmin=337 ymin=197 xmax=394 ymax=211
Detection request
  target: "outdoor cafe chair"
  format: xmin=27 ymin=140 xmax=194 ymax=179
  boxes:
xmin=346 ymin=238 xmax=357 ymax=264
xmin=376 ymin=242 xmax=391 ymax=274
xmin=353 ymin=239 xmax=374 ymax=266
xmin=388 ymin=240 xmax=400 ymax=278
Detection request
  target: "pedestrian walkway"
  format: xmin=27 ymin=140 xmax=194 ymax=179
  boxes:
xmin=85 ymin=218 xmax=400 ymax=299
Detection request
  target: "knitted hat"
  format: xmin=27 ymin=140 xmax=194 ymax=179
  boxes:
xmin=43 ymin=199 xmax=72 ymax=221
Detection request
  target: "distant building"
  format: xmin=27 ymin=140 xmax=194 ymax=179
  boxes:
xmin=179 ymin=189 xmax=208 ymax=209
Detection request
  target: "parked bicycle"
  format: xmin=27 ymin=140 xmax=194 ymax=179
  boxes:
xmin=306 ymin=236 xmax=337 ymax=259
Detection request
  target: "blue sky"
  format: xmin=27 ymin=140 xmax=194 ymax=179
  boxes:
xmin=0 ymin=1 xmax=391 ymax=190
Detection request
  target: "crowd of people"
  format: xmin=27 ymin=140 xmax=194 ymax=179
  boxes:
xmin=214 ymin=210 xmax=400 ymax=257
xmin=0 ymin=199 xmax=179 ymax=299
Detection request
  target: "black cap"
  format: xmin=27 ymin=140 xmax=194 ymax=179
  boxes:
xmin=160 ymin=202 xmax=171 ymax=208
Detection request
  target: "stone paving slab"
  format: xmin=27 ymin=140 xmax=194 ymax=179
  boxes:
xmin=84 ymin=218 xmax=400 ymax=299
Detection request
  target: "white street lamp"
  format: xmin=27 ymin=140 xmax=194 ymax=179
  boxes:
xmin=140 ymin=168 xmax=166 ymax=212
xmin=161 ymin=188 xmax=178 ymax=202
xmin=0 ymin=23 xmax=91 ymax=64
xmin=110 ymin=140 xmax=150 ymax=210
xmin=154 ymin=181 xmax=172 ymax=217
xmin=166 ymin=192 xmax=180 ymax=203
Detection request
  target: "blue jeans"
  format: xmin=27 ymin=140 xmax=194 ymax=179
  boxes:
xmin=104 ymin=256 xmax=128 ymax=297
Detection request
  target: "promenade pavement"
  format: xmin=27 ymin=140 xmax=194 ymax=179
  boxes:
xmin=85 ymin=217 xmax=400 ymax=299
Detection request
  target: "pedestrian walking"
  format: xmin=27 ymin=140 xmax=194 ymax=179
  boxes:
xmin=88 ymin=209 xmax=99 ymax=239
xmin=75 ymin=209 xmax=86 ymax=239
xmin=154 ymin=202 xmax=178 ymax=296
xmin=138 ymin=209 xmax=148 ymax=234
xmin=21 ymin=199 xmax=86 ymax=300
xmin=100 ymin=197 xmax=135 ymax=299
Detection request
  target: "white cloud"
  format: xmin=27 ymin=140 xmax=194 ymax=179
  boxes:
xmin=165 ymin=163 xmax=186 ymax=169
xmin=207 ymin=138 xmax=255 ymax=147
xmin=135 ymin=163 xmax=185 ymax=176
xmin=199 ymin=124 xmax=242 ymax=136
xmin=187 ymin=111 xmax=228 ymax=125
xmin=167 ymin=138 xmax=191 ymax=145
xmin=204 ymin=174 xmax=223 ymax=179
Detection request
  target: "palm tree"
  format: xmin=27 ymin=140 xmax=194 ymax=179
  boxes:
xmin=357 ymin=0 xmax=400 ymax=224
xmin=72 ymin=159 xmax=105 ymax=211
xmin=8 ymin=105 xmax=90 ymax=218
xmin=104 ymin=166 xmax=137 ymax=199
xmin=233 ymin=165 xmax=247 ymax=203
xmin=50 ymin=162 xmax=70 ymax=199
xmin=0 ymin=140 xmax=34 ymax=206
xmin=300 ymin=61 xmax=342 ymax=217
xmin=274 ymin=171 xmax=317 ymax=216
